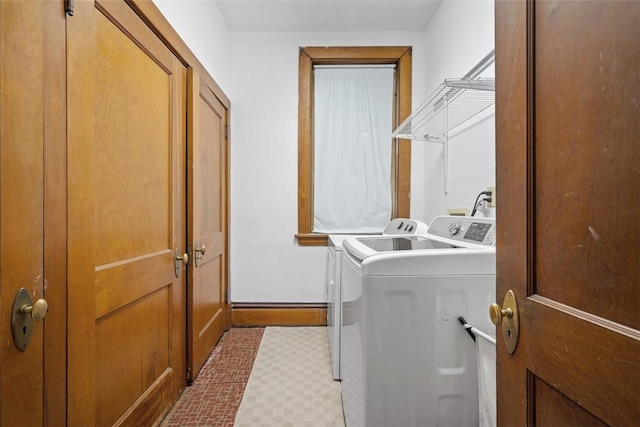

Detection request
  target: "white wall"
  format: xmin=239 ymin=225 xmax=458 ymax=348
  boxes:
xmin=419 ymin=0 xmax=496 ymax=222
xmin=226 ymin=31 xmax=426 ymax=302
xmin=153 ymin=0 xmax=495 ymax=303
xmin=153 ymin=0 xmax=231 ymax=90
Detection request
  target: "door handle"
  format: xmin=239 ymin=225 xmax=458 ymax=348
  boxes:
xmin=11 ymin=287 xmax=48 ymax=351
xmin=490 ymin=289 xmax=519 ymax=354
xmin=489 ymin=303 xmax=512 ymax=325
xmin=195 ymin=245 xmax=206 ymax=267
xmin=174 ymin=249 xmax=189 ymax=278
xmin=20 ymin=298 xmax=48 ymax=322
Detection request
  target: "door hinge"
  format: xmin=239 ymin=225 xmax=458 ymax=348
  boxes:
xmin=65 ymin=0 xmax=74 ymax=16
xmin=225 ymin=125 xmax=228 ymax=140
xmin=225 ymin=287 xmax=230 ymax=304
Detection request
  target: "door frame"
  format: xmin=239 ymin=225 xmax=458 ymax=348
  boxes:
xmin=43 ymin=3 xmax=68 ymax=425
xmin=0 ymin=2 xmax=68 ymax=424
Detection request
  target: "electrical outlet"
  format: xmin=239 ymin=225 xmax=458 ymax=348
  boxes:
xmin=487 ymin=186 xmax=496 ymax=207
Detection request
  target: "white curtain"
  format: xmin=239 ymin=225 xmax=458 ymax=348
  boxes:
xmin=313 ymin=66 xmax=395 ymax=233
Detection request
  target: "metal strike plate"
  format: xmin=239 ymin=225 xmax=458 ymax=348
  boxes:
xmin=12 ymin=288 xmax=35 ymax=351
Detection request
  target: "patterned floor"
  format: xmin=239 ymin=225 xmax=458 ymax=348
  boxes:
xmin=234 ymin=327 xmax=345 ymax=427
xmin=161 ymin=328 xmax=265 ymax=426
xmin=160 ymin=327 xmax=344 ymax=427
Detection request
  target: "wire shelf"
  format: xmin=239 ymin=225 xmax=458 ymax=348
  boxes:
xmin=391 ymin=51 xmax=496 ymax=194
xmin=392 ymin=77 xmax=495 ymax=142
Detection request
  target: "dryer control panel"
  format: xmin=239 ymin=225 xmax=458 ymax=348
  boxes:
xmin=427 ymin=215 xmax=496 ymax=246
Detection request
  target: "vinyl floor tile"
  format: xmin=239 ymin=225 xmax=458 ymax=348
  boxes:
xmin=161 ymin=327 xmax=265 ymax=427
xmin=160 ymin=327 xmax=343 ymax=427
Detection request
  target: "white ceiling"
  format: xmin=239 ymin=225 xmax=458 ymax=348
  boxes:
xmin=215 ymin=0 xmax=443 ymax=32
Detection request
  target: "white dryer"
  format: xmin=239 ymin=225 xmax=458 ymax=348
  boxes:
xmin=340 ymin=216 xmax=496 ymax=427
xmin=327 ymin=218 xmax=428 ymax=380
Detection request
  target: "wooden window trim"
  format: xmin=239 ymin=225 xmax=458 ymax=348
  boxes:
xmin=296 ymin=46 xmax=412 ymax=246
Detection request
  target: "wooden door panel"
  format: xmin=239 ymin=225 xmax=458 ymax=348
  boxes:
xmin=95 ymin=255 xmax=175 ymax=318
xmin=187 ymin=70 xmax=229 ymax=380
xmin=96 ymin=288 xmax=171 ymax=425
xmin=0 ymin=2 xmax=45 ymax=424
xmin=199 ymin=101 xmax=223 ymax=235
xmin=94 ymin=10 xmax=172 ymax=264
xmin=534 ymin=378 xmax=607 ymax=427
xmin=495 ymin=0 xmax=640 ymax=425
xmin=528 ymin=300 xmax=638 ymax=424
xmin=68 ymin=0 xmax=186 ymax=424
xmin=193 ymin=256 xmax=225 ymax=365
xmin=93 ymin=8 xmax=178 ymax=424
xmin=534 ymin=0 xmax=639 ymax=328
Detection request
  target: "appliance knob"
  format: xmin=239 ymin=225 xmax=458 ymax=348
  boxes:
xmin=449 ymin=222 xmax=462 ymax=236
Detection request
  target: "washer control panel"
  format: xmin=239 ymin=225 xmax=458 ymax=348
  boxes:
xmin=428 ymin=215 xmax=496 ymax=246
xmin=448 ymin=222 xmax=462 ymax=236
xmin=383 ymin=218 xmax=429 ymax=235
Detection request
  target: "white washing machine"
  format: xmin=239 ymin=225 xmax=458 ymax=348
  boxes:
xmin=327 ymin=218 xmax=428 ymax=380
xmin=340 ymin=215 xmax=496 ymax=427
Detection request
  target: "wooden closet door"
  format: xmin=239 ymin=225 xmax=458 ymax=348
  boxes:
xmin=187 ymin=70 xmax=230 ymax=382
xmin=495 ymin=0 xmax=639 ymax=424
xmin=0 ymin=1 xmax=67 ymax=425
xmin=67 ymin=0 xmax=187 ymax=424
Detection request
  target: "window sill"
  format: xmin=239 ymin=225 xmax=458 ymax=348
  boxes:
xmin=295 ymin=233 xmax=328 ymax=246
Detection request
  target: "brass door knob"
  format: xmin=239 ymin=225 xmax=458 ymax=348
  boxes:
xmin=174 ymin=249 xmax=189 ymax=278
xmin=176 ymin=252 xmax=189 ymax=265
xmin=491 ymin=290 xmax=520 ymax=355
xmin=12 ymin=288 xmax=47 ymax=350
xmin=194 ymin=245 xmax=206 ymax=267
xmin=489 ymin=303 xmax=513 ymax=326
xmin=20 ymin=298 xmax=48 ymax=322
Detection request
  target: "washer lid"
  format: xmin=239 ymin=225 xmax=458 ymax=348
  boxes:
xmin=344 ymin=234 xmax=486 ymax=263
xmin=356 ymin=235 xmax=460 ymax=252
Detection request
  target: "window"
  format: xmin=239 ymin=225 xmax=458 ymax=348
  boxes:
xmin=296 ymin=46 xmax=412 ymax=246
xmin=314 ymin=65 xmax=395 ymax=233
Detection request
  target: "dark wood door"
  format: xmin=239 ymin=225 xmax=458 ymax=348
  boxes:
xmin=496 ymin=0 xmax=639 ymax=425
xmin=187 ymin=69 xmax=230 ymax=382
xmin=0 ymin=1 xmax=67 ymax=425
xmin=67 ymin=0 xmax=187 ymax=424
